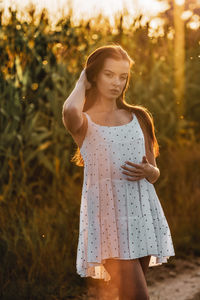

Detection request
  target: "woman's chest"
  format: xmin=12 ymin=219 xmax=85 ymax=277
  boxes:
xmin=81 ymin=121 xmax=146 ymax=166
xmin=85 ymin=122 xmax=144 ymax=148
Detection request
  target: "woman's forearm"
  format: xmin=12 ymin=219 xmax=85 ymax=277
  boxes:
xmin=62 ymin=69 xmax=91 ymax=126
xmin=62 ymin=68 xmax=92 ymax=133
xmin=62 ymin=81 xmax=86 ymax=115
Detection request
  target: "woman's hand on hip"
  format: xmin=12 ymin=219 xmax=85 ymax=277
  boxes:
xmin=121 ymin=156 xmax=160 ymax=183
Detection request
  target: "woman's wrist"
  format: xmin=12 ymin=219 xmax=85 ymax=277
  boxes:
xmin=146 ymin=165 xmax=160 ymax=184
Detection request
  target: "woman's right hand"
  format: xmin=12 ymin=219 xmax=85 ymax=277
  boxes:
xmin=76 ymin=68 xmax=92 ymax=90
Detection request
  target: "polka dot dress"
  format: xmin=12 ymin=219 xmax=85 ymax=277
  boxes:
xmin=76 ymin=111 xmax=175 ymax=282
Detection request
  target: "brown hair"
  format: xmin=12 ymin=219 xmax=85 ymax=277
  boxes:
xmin=71 ymin=44 xmax=160 ymax=167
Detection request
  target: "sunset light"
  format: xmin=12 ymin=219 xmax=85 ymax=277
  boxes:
xmin=1 ymin=0 xmax=199 ymax=34
xmin=1 ymin=0 xmax=200 ymax=298
xmin=1 ymin=0 xmax=169 ymax=26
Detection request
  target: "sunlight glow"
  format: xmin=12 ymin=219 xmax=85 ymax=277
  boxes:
xmin=187 ymin=14 xmax=200 ymax=30
xmin=1 ymin=0 xmax=169 ymax=27
xmin=148 ymin=18 xmax=165 ymax=38
xmin=181 ymin=10 xmax=193 ymax=20
xmin=1 ymin=0 xmax=199 ymax=33
xmin=175 ymin=0 xmax=185 ymax=5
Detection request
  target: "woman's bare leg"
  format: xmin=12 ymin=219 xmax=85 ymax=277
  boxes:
xmin=104 ymin=258 xmax=121 ymax=287
xmin=104 ymin=258 xmax=149 ymax=300
xmin=139 ymin=255 xmax=151 ymax=277
xmin=118 ymin=258 xmax=149 ymax=300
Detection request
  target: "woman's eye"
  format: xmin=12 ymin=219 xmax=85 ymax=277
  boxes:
xmin=105 ymin=73 xmax=112 ymax=77
xmin=105 ymin=73 xmax=127 ymax=80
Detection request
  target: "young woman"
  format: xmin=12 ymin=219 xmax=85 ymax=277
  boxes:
xmin=62 ymin=45 xmax=175 ymax=300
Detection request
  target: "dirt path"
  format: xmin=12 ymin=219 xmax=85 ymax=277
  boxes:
xmin=82 ymin=255 xmax=200 ymax=300
xmin=147 ymin=258 xmax=200 ymax=300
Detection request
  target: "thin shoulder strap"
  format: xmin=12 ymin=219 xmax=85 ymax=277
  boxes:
xmin=83 ymin=112 xmax=92 ymax=124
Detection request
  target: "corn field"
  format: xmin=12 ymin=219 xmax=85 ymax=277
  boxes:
xmin=0 ymin=5 xmax=200 ymax=299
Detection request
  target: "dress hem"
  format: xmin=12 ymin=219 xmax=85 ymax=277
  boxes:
xmin=77 ymin=253 xmax=176 ymax=282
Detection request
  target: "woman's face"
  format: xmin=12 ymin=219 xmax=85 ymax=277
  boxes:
xmin=94 ymin=57 xmax=130 ymax=100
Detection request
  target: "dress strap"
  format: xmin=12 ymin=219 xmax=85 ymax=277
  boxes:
xmin=83 ymin=112 xmax=93 ymax=124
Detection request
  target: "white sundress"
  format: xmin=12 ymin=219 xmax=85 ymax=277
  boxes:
xmin=76 ymin=111 xmax=175 ymax=281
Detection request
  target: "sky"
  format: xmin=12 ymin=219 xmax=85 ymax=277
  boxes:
xmin=0 ymin=0 xmax=170 ymax=26
xmin=1 ymin=0 xmax=199 ymax=32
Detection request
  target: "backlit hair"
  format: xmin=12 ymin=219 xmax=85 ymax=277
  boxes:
xmin=70 ymin=44 xmax=160 ymax=167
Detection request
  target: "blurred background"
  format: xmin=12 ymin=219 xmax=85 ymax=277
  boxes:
xmin=0 ymin=0 xmax=200 ymax=299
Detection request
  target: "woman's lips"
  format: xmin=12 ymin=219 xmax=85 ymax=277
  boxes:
xmin=110 ymin=89 xmax=120 ymax=93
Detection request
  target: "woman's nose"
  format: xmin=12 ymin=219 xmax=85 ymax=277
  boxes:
xmin=113 ymin=77 xmax=120 ymax=86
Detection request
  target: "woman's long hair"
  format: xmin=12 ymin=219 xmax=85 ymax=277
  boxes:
xmin=71 ymin=44 xmax=160 ymax=167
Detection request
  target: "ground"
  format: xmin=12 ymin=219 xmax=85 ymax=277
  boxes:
xmin=80 ymin=255 xmax=200 ymax=300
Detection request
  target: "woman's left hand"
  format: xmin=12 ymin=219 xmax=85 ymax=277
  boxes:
xmin=121 ymin=156 xmax=157 ymax=182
